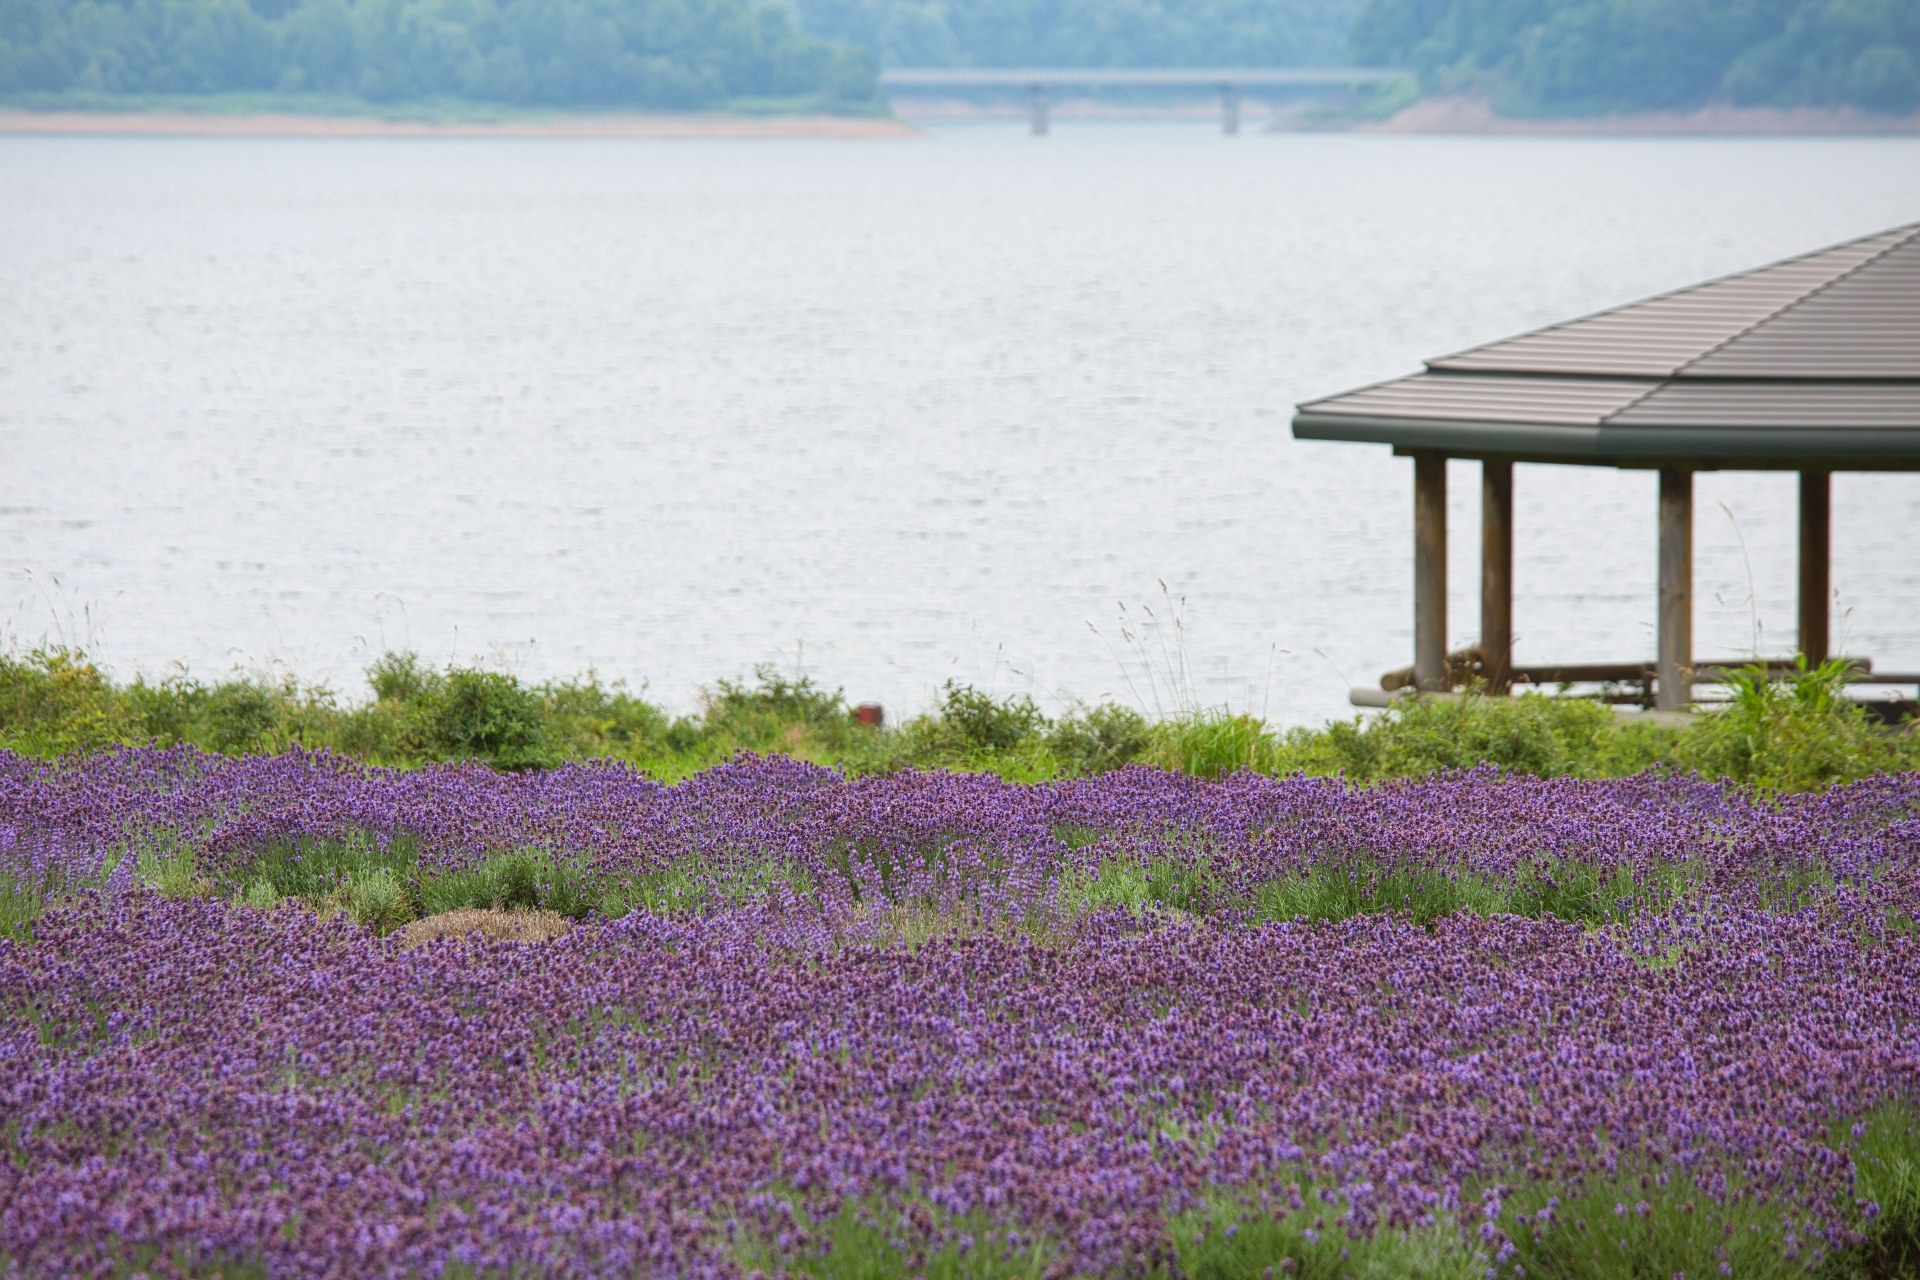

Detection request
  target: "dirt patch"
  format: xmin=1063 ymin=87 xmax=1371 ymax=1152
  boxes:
xmin=398 ymin=907 xmax=573 ymax=949
xmin=0 ymin=111 xmax=920 ymax=139
xmin=1355 ymin=94 xmax=1920 ymax=136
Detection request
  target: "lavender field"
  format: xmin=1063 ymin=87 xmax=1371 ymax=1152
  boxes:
xmin=4 ymin=748 xmax=1920 ymax=1278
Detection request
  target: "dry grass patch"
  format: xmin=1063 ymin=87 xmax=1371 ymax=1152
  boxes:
xmin=398 ymin=907 xmax=572 ymax=949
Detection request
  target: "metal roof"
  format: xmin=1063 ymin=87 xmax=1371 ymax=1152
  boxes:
xmin=1293 ymin=221 xmax=1920 ymax=467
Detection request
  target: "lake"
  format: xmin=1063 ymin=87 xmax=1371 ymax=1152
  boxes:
xmin=4 ymin=123 xmax=1919 ymax=727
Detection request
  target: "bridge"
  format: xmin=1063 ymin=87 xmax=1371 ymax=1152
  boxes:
xmin=877 ymin=67 xmax=1407 ymax=134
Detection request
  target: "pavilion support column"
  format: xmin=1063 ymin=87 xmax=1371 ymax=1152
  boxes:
xmin=1413 ymin=451 xmax=1448 ymax=692
xmin=1656 ymin=468 xmax=1693 ymax=713
xmin=1798 ymin=469 xmax=1831 ymax=666
xmin=1480 ymin=459 xmax=1513 ymax=694
xmin=1029 ymin=84 xmax=1050 ymax=135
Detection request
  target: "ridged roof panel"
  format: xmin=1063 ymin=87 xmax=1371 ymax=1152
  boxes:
xmin=1684 ymin=237 xmax=1920 ymax=378
xmin=1428 ymin=224 xmax=1919 ymax=379
xmin=1607 ymin=382 xmax=1920 ymax=430
xmin=1299 ymin=373 xmax=1657 ymax=426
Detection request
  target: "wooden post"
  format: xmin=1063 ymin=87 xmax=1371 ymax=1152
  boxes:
xmin=1798 ymin=469 xmax=1831 ymax=666
xmin=1481 ymin=459 xmax=1513 ymax=694
xmin=1414 ymin=451 xmax=1448 ymax=692
xmin=1656 ymin=468 xmax=1693 ymax=712
xmin=1030 ymin=84 xmax=1049 ymax=135
xmin=1220 ymin=84 xmax=1241 ymax=134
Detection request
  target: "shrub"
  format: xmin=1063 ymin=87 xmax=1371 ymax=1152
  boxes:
xmin=1048 ymin=702 xmax=1151 ymax=774
xmin=694 ymin=665 xmax=867 ymax=760
xmin=0 ymin=647 xmax=136 ymax=755
xmin=929 ymin=681 xmax=1047 ymax=754
xmin=407 ymin=668 xmax=551 ymax=770
xmin=202 ymin=682 xmax=281 ymax=754
xmin=540 ymin=673 xmax=671 ymax=760
xmin=1676 ymin=658 xmax=1917 ymax=792
xmin=368 ymin=651 xmax=434 ymax=703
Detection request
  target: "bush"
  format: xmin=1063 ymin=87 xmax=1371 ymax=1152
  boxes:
xmin=0 ymin=647 xmax=135 ymax=755
xmin=1676 ymin=658 xmax=1917 ymax=792
xmin=701 ymin=666 xmax=858 ymax=751
xmin=926 ymin=681 xmax=1047 ymax=754
xmin=1308 ymin=692 xmax=1644 ymax=781
xmin=1048 ymin=702 xmax=1151 ymax=774
xmin=406 ymin=668 xmax=551 ymax=770
xmin=202 ymin=682 xmax=281 ymax=754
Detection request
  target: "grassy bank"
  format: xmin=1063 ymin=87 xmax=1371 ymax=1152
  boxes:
xmin=4 ymin=646 xmax=1915 ymax=791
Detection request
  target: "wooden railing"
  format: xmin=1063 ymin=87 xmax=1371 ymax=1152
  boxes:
xmin=1375 ymin=648 xmax=1888 ymax=696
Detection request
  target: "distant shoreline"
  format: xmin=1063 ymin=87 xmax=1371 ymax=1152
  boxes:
xmin=5 ymin=96 xmax=1917 ymax=140
xmin=0 ymin=110 xmax=921 ymax=139
xmin=1346 ymin=94 xmax=1920 ymax=136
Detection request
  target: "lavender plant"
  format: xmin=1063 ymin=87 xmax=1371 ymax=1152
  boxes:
xmin=3 ymin=748 xmax=1919 ymax=1277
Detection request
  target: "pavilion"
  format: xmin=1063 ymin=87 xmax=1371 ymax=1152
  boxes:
xmin=1291 ymin=220 xmax=1920 ymax=712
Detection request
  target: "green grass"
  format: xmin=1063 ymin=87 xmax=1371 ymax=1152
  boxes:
xmin=1245 ymin=856 xmax=1663 ymax=930
xmin=3 ymin=646 xmax=1915 ymax=790
xmin=1172 ymin=1185 xmax=1483 ymax=1279
xmin=1050 ymin=850 xmax=1702 ymax=931
xmin=1497 ymin=1169 xmax=1824 ymax=1280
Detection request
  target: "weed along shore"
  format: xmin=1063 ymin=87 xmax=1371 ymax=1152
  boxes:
xmin=3 ymin=645 xmax=1920 ymax=1277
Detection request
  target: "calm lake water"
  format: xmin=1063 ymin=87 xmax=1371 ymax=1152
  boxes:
xmin=4 ymin=124 xmax=1919 ymax=727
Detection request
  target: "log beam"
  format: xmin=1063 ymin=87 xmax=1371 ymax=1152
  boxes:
xmin=1799 ymin=469 xmax=1831 ymax=665
xmin=1656 ymin=468 xmax=1693 ymax=712
xmin=1414 ymin=451 xmax=1448 ymax=692
xmin=1480 ymin=459 xmax=1513 ymax=694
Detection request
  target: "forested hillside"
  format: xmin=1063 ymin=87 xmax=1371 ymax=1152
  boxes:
xmin=789 ymin=0 xmax=1364 ymax=68
xmin=0 ymin=0 xmax=878 ymax=105
xmin=1349 ymin=0 xmax=1920 ymax=113
xmin=2 ymin=0 xmax=1915 ymax=119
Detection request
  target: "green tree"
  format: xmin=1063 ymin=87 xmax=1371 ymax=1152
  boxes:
xmin=1347 ymin=0 xmax=1920 ymax=113
xmin=0 ymin=0 xmax=880 ymax=106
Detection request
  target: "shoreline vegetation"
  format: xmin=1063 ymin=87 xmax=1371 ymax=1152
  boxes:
xmin=0 ymin=103 xmax=919 ymax=135
xmin=4 ymin=644 xmax=1915 ymax=791
xmin=6 ymin=92 xmax=1920 ymax=136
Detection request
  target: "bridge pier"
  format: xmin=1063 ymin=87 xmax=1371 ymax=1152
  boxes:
xmin=875 ymin=67 xmax=1406 ymax=134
